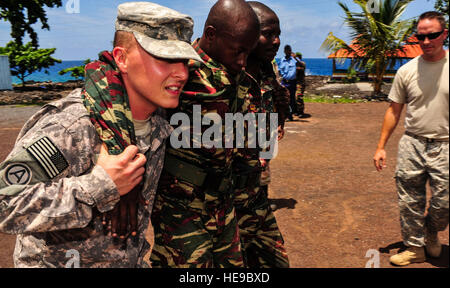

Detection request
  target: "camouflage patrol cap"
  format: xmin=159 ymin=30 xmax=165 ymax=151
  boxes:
xmin=115 ymin=2 xmax=203 ymax=62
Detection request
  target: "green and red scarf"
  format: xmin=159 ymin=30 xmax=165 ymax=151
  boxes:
xmin=81 ymin=51 xmax=136 ymax=155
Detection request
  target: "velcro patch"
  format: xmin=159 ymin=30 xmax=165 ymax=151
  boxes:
xmin=26 ymin=137 xmax=69 ymax=179
xmin=4 ymin=163 xmax=32 ymax=186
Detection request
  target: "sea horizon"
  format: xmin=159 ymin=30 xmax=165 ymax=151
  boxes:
xmin=10 ymin=57 xmax=409 ymax=85
xmin=11 ymin=58 xmax=336 ymax=85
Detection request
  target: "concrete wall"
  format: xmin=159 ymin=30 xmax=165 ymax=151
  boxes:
xmin=0 ymin=56 xmax=12 ymax=90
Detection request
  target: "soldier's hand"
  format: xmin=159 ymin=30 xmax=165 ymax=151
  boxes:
xmin=278 ymin=125 xmax=285 ymax=141
xmin=373 ymin=148 xmax=387 ymax=172
xmin=104 ymin=186 xmax=149 ymax=238
xmin=260 ymin=158 xmax=267 ymax=168
xmin=97 ymin=144 xmax=146 ymax=196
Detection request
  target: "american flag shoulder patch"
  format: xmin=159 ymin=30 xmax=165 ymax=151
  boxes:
xmin=26 ymin=137 xmax=69 ymax=179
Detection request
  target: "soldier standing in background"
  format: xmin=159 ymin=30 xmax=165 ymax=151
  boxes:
xmin=0 ymin=2 xmax=201 ymax=268
xmin=233 ymin=1 xmax=290 ymax=268
xmin=294 ymin=52 xmax=309 ymax=118
xmin=150 ymin=0 xmax=261 ymax=268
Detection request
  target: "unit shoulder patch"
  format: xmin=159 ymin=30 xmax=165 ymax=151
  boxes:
xmin=26 ymin=137 xmax=69 ymax=179
xmin=4 ymin=163 xmax=32 ymax=186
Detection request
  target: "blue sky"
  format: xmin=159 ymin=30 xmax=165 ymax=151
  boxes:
xmin=0 ymin=0 xmax=435 ymax=60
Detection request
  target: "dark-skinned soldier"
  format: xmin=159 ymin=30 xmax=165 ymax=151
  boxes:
xmin=150 ymin=0 xmax=261 ymax=268
xmin=232 ymin=1 xmax=290 ymax=268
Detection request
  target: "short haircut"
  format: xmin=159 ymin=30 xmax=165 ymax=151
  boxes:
xmin=113 ymin=31 xmax=136 ymax=49
xmin=285 ymin=45 xmax=292 ymax=51
xmin=418 ymin=11 xmax=447 ymax=30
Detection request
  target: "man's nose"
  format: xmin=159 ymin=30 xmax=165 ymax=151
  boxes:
xmin=273 ymin=36 xmax=280 ymax=46
xmin=236 ymin=54 xmax=247 ymax=70
xmin=172 ymin=62 xmax=189 ymax=81
xmin=423 ymin=35 xmax=432 ymax=44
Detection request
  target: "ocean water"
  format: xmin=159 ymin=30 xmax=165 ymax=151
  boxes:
xmin=11 ymin=60 xmax=85 ymax=85
xmin=274 ymin=58 xmax=334 ymax=76
xmin=275 ymin=57 xmax=410 ymax=76
xmin=303 ymin=58 xmax=334 ymax=76
xmin=11 ymin=58 xmax=339 ymax=85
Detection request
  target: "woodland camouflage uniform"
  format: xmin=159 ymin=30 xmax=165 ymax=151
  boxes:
xmin=234 ymin=62 xmax=290 ymax=268
xmin=150 ymin=39 xmax=253 ymax=268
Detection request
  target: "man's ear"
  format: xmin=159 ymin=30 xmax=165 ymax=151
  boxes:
xmin=113 ymin=47 xmax=128 ymax=74
xmin=204 ymin=25 xmax=217 ymax=43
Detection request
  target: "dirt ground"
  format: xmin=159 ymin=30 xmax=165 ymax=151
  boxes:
xmin=0 ymin=102 xmax=448 ymax=268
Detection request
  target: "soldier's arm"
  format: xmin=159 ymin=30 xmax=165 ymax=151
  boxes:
xmin=0 ymin=118 xmax=121 ymax=234
xmin=373 ymin=102 xmax=404 ymax=171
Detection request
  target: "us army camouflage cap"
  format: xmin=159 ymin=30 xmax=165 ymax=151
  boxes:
xmin=115 ymin=2 xmax=203 ymax=62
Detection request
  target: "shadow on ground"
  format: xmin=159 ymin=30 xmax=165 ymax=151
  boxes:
xmin=269 ymin=198 xmax=298 ymax=211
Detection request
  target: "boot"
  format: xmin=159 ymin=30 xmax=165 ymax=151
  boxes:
xmin=390 ymin=246 xmax=425 ymax=266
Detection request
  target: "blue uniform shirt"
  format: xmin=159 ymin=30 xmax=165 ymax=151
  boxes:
xmin=278 ymin=56 xmax=297 ymax=81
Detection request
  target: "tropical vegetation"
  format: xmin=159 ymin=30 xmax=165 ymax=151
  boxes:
xmin=59 ymin=59 xmax=91 ymax=80
xmin=0 ymin=41 xmax=61 ymax=87
xmin=0 ymin=1 xmax=62 ymax=47
xmin=321 ymin=0 xmax=415 ymax=95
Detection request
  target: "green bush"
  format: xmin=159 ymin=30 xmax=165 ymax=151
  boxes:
xmin=0 ymin=41 xmax=61 ymax=86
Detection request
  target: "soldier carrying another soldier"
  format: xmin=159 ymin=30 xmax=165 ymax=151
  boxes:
xmin=0 ymin=2 xmax=201 ymax=268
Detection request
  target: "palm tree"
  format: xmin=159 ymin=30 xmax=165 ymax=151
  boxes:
xmin=321 ymin=0 xmax=415 ymax=95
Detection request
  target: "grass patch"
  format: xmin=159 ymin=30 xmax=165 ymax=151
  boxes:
xmin=304 ymin=94 xmax=367 ymax=104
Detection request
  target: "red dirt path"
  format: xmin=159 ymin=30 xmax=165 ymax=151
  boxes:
xmin=0 ymin=102 xmax=448 ymax=268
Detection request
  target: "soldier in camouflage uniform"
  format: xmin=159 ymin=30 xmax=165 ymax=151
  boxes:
xmin=150 ymin=0 xmax=261 ymax=268
xmin=374 ymin=12 xmax=449 ymax=266
xmin=0 ymin=2 xmax=201 ymax=268
xmin=232 ymin=1 xmax=290 ymax=268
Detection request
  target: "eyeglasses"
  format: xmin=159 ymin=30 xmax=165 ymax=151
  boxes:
xmin=416 ymin=30 xmax=444 ymax=41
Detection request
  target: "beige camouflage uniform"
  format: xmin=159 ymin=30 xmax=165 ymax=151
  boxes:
xmin=0 ymin=90 xmax=172 ymax=267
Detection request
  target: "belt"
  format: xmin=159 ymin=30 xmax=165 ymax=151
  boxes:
xmin=164 ymin=154 xmax=232 ymax=193
xmin=405 ymin=131 xmax=449 ymax=143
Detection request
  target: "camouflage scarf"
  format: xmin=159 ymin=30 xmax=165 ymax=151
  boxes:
xmin=81 ymin=51 xmax=136 ymax=155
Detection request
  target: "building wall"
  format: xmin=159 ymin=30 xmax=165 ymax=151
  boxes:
xmin=0 ymin=56 xmax=13 ymax=90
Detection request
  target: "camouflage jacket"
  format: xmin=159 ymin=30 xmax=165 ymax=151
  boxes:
xmin=165 ymin=39 xmax=252 ymax=173
xmin=0 ymin=89 xmax=172 ymax=268
xmin=260 ymin=62 xmax=290 ymax=123
xmin=234 ymin=62 xmax=288 ymax=170
xmin=232 ymin=62 xmax=289 ymax=204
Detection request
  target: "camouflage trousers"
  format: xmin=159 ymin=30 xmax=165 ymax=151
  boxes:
xmin=235 ymin=185 xmax=289 ymax=268
xmin=150 ymin=177 xmax=244 ymax=268
xmin=296 ymin=83 xmax=305 ymax=115
xmin=395 ymin=134 xmax=449 ymax=247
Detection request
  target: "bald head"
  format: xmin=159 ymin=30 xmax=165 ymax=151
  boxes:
xmin=205 ymin=0 xmax=260 ymax=37
xmin=248 ymin=1 xmax=278 ymax=26
xmin=200 ymin=0 xmax=260 ymax=74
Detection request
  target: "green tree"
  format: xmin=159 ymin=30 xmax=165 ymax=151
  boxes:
xmin=434 ymin=0 xmax=449 ymax=46
xmin=59 ymin=59 xmax=91 ymax=80
xmin=0 ymin=0 xmax=62 ymax=48
xmin=321 ymin=0 xmax=415 ymax=96
xmin=0 ymin=41 xmax=62 ymax=87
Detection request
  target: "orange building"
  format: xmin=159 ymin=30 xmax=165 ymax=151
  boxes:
xmin=327 ymin=37 xmax=423 ymax=81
